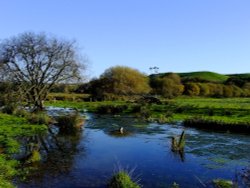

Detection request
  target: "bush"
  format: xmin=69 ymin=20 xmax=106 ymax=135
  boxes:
xmin=56 ymin=113 xmax=84 ymax=134
xmin=108 ymin=171 xmax=140 ymax=188
xmin=27 ymin=113 xmax=51 ymax=125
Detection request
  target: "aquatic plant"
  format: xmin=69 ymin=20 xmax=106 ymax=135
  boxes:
xmin=171 ymin=182 xmax=180 ymax=188
xmin=212 ymin=179 xmax=233 ymax=188
xmin=96 ymin=104 xmax=128 ymax=114
xmin=184 ymin=116 xmax=250 ymax=134
xmin=56 ymin=113 xmax=85 ymax=134
xmin=171 ymin=130 xmax=185 ymax=152
xmin=25 ymin=149 xmax=41 ymax=164
xmin=108 ymin=171 xmax=140 ymax=188
xmin=27 ymin=112 xmax=51 ymax=125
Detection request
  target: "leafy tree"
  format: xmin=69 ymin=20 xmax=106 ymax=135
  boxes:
xmin=93 ymin=66 xmax=150 ymax=100
xmin=198 ymin=83 xmax=210 ymax=96
xmin=184 ymin=83 xmax=200 ymax=96
xmin=0 ymin=32 xmax=86 ymax=111
xmin=150 ymin=73 xmax=184 ymax=98
xmin=161 ymin=73 xmax=184 ymax=98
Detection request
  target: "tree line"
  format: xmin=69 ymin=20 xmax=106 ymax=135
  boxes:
xmin=0 ymin=32 xmax=250 ymax=109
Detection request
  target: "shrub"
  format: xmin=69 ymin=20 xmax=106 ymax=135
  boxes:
xmin=56 ymin=113 xmax=84 ymax=134
xmin=171 ymin=130 xmax=185 ymax=152
xmin=108 ymin=171 xmax=140 ymax=188
xmin=27 ymin=113 xmax=51 ymax=125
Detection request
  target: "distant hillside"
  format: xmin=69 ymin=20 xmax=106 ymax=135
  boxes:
xmin=151 ymin=71 xmax=250 ymax=83
xmin=178 ymin=71 xmax=229 ymax=83
xmin=151 ymin=71 xmax=229 ymax=83
xmin=227 ymin=73 xmax=250 ymax=79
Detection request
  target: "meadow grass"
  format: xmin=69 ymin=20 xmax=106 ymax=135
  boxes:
xmin=0 ymin=113 xmax=47 ymax=187
xmin=46 ymin=97 xmax=250 ymax=132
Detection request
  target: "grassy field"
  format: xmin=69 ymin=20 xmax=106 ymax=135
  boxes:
xmin=178 ymin=71 xmax=229 ymax=82
xmin=46 ymin=97 xmax=250 ymax=131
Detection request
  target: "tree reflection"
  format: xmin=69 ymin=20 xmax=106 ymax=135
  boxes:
xmin=21 ymin=125 xmax=86 ymax=183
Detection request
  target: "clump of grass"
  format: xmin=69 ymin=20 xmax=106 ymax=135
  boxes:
xmin=25 ymin=149 xmax=41 ymax=164
xmin=171 ymin=130 xmax=185 ymax=152
xmin=96 ymin=104 xmax=128 ymax=114
xmin=27 ymin=112 xmax=51 ymax=125
xmin=171 ymin=182 xmax=180 ymax=188
xmin=108 ymin=171 xmax=140 ymax=188
xmin=0 ymin=155 xmax=18 ymax=188
xmin=213 ymin=179 xmax=233 ymax=188
xmin=56 ymin=113 xmax=84 ymax=134
xmin=14 ymin=108 xmax=29 ymax=118
xmin=184 ymin=116 xmax=250 ymax=134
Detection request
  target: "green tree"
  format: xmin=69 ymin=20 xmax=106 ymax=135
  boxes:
xmin=150 ymin=73 xmax=184 ymax=98
xmin=161 ymin=73 xmax=184 ymax=98
xmin=184 ymin=83 xmax=200 ymax=96
xmin=91 ymin=66 xmax=150 ymax=100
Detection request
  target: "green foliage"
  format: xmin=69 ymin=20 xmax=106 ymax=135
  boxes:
xmin=150 ymin=73 xmax=184 ymax=98
xmin=179 ymin=71 xmax=229 ymax=83
xmin=27 ymin=113 xmax=51 ymax=125
xmin=184 ymin=83 xmax=200 ymax=96
xmin=96 ymin=104 xmax=128 ymax=114
xmin=171 ymin=182 xmax=180 ymax=188
xmin=0 ymin=113 xmax=47 ymax=186
xmin=0 ymin=155 xmax=19 ymax=188
xmin=26 ymin=150 xmax=41 ymax=164
xmin=171 ymin=130 xmax=185 ymax=152
xmin=47 ymin=93 xmax=90 ymax=102
xmin=89 ymin=66 xmax=150 ymax=100
xmin=108 ymin=171 xmax=140 ymax=188
xmin=213 ymin=179 xmax=233 ymax=188
xmin=56 ymin=113 xmax=84 ymax=134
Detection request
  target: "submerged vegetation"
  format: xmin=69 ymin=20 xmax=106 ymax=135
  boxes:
xmin=212 ymin=179 xmax=233 ymax=188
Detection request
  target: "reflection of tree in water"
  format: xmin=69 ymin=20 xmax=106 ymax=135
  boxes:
xmin=235 ymin=167 xmax=250 ymax=187
xmin=22 ymin=125 xmax=86 ymax=183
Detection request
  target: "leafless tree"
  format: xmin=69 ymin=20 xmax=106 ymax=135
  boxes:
xmin=0 ymin=32 xmax=87 ymax=111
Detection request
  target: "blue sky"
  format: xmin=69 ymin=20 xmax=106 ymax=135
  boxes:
xmin=0 ymin=0 xmax=250 ymax=78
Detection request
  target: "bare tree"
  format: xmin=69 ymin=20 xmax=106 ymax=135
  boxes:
xmin=0 ymin=32 xmax=86 ymax=111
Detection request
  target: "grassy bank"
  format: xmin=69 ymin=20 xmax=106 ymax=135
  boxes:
xmin=46 ymin=97 xmax=250 ymax=133
xmin=0 ymin=113 xmax=47 ymax=187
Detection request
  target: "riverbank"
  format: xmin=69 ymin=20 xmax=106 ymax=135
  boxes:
xmin=0 ymin=113 xmax=47 ymax=187
xmin=46 ymin=97 xmax=250 ymax=134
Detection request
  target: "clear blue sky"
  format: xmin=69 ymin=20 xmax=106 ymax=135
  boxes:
xmin=0 ymin=0 xmax=250 ymax=78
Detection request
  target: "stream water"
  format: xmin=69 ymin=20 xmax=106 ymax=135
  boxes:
xmin=18 ymin=107 xmax=250 ymax=188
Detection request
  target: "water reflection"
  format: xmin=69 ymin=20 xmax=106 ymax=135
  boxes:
xmin=18 ymin=110 xmax=250 ymax=188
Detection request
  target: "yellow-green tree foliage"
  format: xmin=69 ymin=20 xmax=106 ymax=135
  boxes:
xmin=100 ymin=66 xmax=151 ymax=97
xmin=184 ymin=83 xmax=200 ymax=96
xmin=161 ymin=73 xmax=184 ymax=98
xmin=150 ymin=73 xmax=184 ymax=98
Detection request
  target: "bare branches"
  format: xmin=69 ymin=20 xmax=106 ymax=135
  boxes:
xmin=0 ymin=32 xmax=87 ymax=111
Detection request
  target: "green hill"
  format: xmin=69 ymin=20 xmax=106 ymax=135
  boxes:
xmin=151 ymin=71 xmax=229 ymax=83
xmin=151 ymin=71 xmax=250 ymax=83
xmin=178 ymin=71 xmax=229 ymax=83
xmin=227 ymin=73 xmax=250 ymax=79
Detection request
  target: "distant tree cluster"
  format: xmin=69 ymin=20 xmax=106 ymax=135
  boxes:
xmin=150 ymin=73 xmax=184 ymax=98
xmin=83 ymin=66 xmax=151 ymax=100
